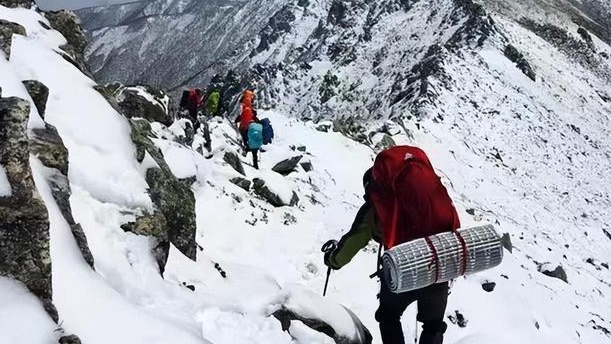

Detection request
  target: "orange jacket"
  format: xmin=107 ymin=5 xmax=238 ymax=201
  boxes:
xmin=241 ymin=90 xmax=254 ymax=108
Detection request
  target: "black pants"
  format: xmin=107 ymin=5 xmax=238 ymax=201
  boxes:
xmin=376 ymin=282 xmax=449 ymax=344
xmin=239 ymin=130 xmax=259 ymax=169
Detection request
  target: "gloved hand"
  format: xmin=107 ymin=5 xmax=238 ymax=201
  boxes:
xmin=322 ymin=240 xmax=339 ymax=270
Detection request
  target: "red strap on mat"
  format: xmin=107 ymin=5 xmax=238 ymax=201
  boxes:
xmin=425 ymin=236 xmax=441 ymax=283
xmin=454 ymin=231 xmax=469 ymax=276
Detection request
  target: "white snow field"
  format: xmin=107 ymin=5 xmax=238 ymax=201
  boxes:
xmin=1 ymin=2 xmax=611 ymax=344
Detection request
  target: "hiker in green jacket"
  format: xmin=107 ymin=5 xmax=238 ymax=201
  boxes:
xmin=199 ymin=88 xmax=221 ymax=152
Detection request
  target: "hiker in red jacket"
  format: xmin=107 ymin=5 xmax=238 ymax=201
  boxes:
xmin=180 ymin=88 xmax=203 ymax=131
xmin=324 ymin=146 xmax=460 ymax=344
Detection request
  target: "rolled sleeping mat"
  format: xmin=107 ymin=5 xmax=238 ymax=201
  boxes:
xmin=382 ymin=224 xmax=503 ymax=294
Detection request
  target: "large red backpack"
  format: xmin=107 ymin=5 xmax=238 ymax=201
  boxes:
xmin=369 ymin=146 xmax=460 ymax=249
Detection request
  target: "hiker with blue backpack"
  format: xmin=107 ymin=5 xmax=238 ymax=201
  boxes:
xmin=234 ymin=90 xmax=275 ymax=169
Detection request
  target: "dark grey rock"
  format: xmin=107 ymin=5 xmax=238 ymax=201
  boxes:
xmin=230 ymin=177 xmax=252 ymax=192
xmin=0 ymin=0 xmax=34 ymax=8
xmin=539 ymin=264 xmax=568 ymax=283
xmin=22 ymin=80 xmax=50 ymax=119
xmin=128 ymin=118 xmax=197 ymax=265
xmin=59 ymin=335 xmax=82 ymax=344
xmin=504 ymin=45 xmax=536 ymax=81
xmin=300 ymin=161 xmax=313 ymax=172
xmin=273 ymin=304 xmax=372 ymax=344
xmin=117 ymin=86 xmax=172 ymax=126
xmin=500 ymin=233 xmax=512 ymax=253
xmin=482 ymin=281 xmax=496 ymax=292
xmin=0 ymin=97 xmax=57 ymax=322
xmin=30 ymin=124 xmax=95 ymax=268
xmin=253 ymin=178 xmax=299 ymax=207
xmin=272 ymin=156 xmax=303 ymax=176
xmin=224 ymin=151 xmax=245 ymax=176
xmin=448 ymin=310 xmax=468 ymax=328
xmin=44 ymin=10 xmax=89 ymax=76
xmin=121 ymin=211 xmax=169 ymax=273
xmin=0 ymin=19 xmax=26 ymax=58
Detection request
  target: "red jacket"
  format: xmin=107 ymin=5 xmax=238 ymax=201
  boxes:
xmin=237 ymin=106 xmax=255 ymax=131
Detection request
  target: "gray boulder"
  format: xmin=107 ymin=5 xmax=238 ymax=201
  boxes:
xmin=128 ymin=118 xmax=197 ymax=267
xmin=0 ymin=19 xmax=26 ymax=58
xmin=500 ymin=233 xmax=512 ymax=253
xmin=253 ymin=178 xmax=299 ymax=207
xmin=23 ymin=80 xmax=49 ymax=118
xmin=224 ymin=151 xmax=245 ymax=176
xmin=272 ymin=156 xmax=303 ymax=176
xmin=0 ymin=97 xmax=57 ymax=321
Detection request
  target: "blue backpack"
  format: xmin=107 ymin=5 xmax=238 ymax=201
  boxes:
xmin=248 ymin=123 xmax=263 ymax=150
xmin=260 ymin=118 xmax=274 ymax=144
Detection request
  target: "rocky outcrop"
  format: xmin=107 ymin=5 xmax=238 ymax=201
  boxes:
xmin=253 ymin=178 xmax=299 ymax=207
xmin=117 ymin=86 xmax=172 ymax=126
xmin=0 ymin=19 xmax=26 ymax=57
xmin=23 ymin=80 xmax=50 ymax=118
xmin=0 ymin=0 xmax=34 ymax=8
xmin=504 ymin=45 xmax=536 ymax=81
xmin=230 ymin=177 xmax=252 ymax=192
xmin=0 ymin=97 xmax=57 ymax=321
xmin=224 ymin=151 xmax=246 ymax=176
xmin=30 ymin=122 xmax=95 ymax=268
xmin=272 ymin=156 xmax=303 ymax=176
xmin=44 ymin=10 xmax=89 ymax=76
xmin=95 ymin=83 xmax=172 ymax=125
xmin=128 ymin=118 xmax=197 ymax=269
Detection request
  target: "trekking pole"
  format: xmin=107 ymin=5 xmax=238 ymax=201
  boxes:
xmin=321 ymin=240 xmax=338 ymax=297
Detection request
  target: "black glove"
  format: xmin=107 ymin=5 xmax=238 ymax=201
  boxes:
xmin=322 ymin=240 xmax=339 ymax=270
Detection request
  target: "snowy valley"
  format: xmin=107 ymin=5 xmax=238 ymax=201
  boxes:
xmin=1 ymin=0 xmax=611 ymax=344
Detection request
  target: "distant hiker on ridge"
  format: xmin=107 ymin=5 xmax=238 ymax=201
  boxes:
xmin=323 ymin=146 xmax=460 ymax=344
xmin=235 ymin=89 xmax=262 ymax=169
xmin=199 ymin=87 xmax=222 ymax=152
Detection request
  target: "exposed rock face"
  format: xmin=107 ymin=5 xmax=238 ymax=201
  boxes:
xmin=504 ymin=45 xmax=536 ymax=81
xmin=23 ymin=80 xmax=50 ymax=118
xmin=253 ymin=178 xmax=299 ymax=207
xmin=230 ymin=177 xmax=252 ymax=192
xmin=44 ymin=10 xmax=89 ymax=75
xmin=128 ymin=118 xmax=197 ymax=268
xmin=95 ymin=83 xmax=172 ymax=125
xmin=272 ymin=156 xmax=303 ymax=176
xmin=30 ymin=122 xmax=95 ymax=268
xmin=0 ymin=0 xmax=34 ymax=9
xmin=224 ymin=151 xmax=246 ymax=176
xmin=0 ymin=97 xmax=57 ymax=321
xmin=0 ymin=19 xmax=26 ymax=57
xmin=117 ymin=86 xmax=172 ymax=126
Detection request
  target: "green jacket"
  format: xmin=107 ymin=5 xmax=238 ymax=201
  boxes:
xmin=329 ymin=201 xmax=382 ymax=269
xmin=204 ymin=91 xmax=221 ymax=116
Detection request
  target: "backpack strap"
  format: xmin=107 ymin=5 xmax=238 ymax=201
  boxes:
xmin=425 ymin=236 xmax=441 ymax=283
xmin=454 ymin=230 xmax=469 ymax=276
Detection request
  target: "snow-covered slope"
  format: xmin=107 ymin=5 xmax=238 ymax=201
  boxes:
xmin=1 ymin=1 xmax=611 ymax=344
